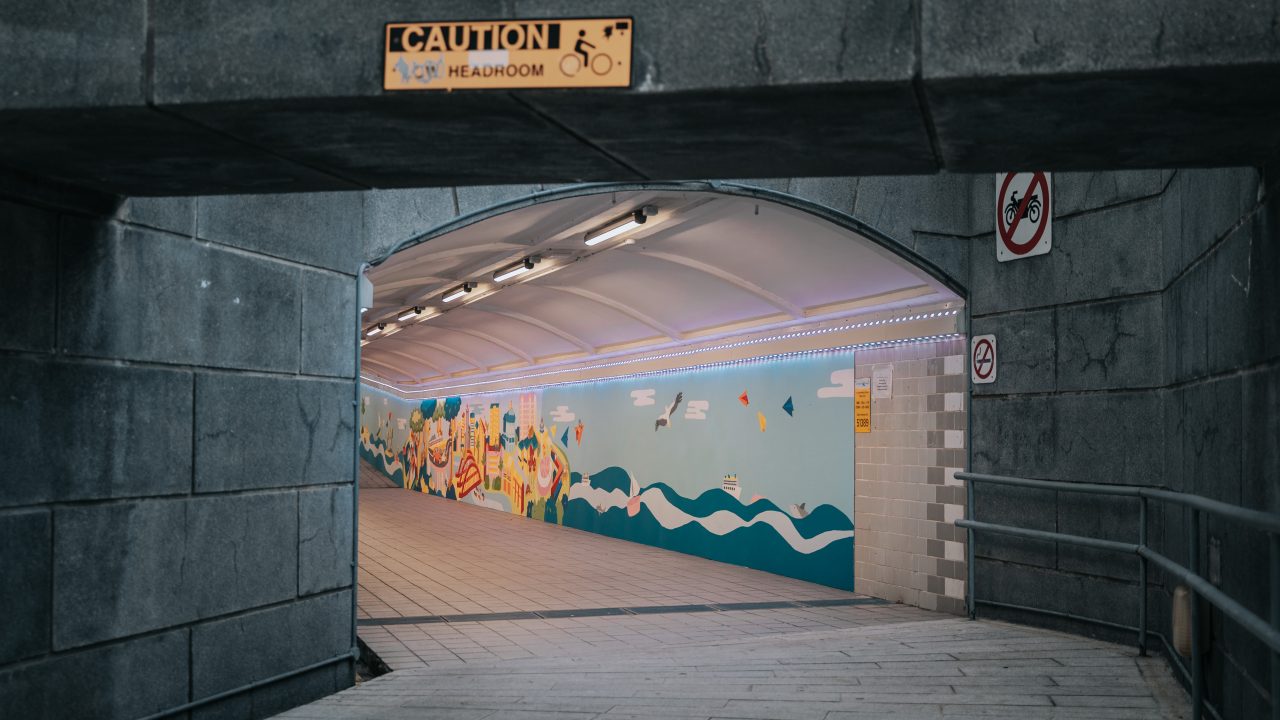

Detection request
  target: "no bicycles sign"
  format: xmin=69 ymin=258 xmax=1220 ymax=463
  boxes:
xmin=384 ymin=18 xmax=633 ymax=91
xmin=996 ymin=172 xmax=1052 ymax=262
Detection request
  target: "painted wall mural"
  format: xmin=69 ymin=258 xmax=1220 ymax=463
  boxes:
xmin=360 ymin=352 xmax=857 ymax=589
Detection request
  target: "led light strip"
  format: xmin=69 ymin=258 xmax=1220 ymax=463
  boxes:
xmin=367 ymin=309 xmax=960 ymax=396
xmin=361 ymin=332 xmax=965 ymax=400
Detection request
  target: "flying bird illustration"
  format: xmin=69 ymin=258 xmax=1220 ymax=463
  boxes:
xmin=655 ymin=392 xmax=684 ymax=431
xmin=789 ymin=503 xmax=809 ymax=519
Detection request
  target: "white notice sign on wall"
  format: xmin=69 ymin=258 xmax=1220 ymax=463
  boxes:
xmin=872 ymin=366 xmax=893 ymax=399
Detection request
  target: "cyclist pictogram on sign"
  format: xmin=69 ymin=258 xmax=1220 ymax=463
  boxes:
xmin=996 ymin=172 xmax=1052 ymax=261
xmin=971 ymin=335 xmax=997 ymax=385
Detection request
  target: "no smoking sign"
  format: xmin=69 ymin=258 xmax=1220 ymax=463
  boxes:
xmin=971 ymin=335 xmax=997 ymax=385
xmin=996 ymin=172 xmax=1052 ymax=261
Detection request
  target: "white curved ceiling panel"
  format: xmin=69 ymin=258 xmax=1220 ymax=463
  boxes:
xmin=362 ymin=190 xmax=962 ymax=391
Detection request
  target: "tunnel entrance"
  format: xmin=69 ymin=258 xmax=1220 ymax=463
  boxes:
xmin=353 ymin=183 xmax=969 ymax=667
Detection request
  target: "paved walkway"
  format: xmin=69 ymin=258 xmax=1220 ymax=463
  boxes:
xmin=281 ymin=471 xmax=1189 ymax=718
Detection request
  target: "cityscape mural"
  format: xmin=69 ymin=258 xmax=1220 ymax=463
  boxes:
xmin=360 ymin=352 xmax=857 ymax=588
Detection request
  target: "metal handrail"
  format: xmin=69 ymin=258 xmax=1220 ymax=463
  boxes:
xmin=956 ymin=471 xmax=1280 ymax=720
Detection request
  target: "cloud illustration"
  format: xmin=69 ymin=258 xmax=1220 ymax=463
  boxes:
xmin=631 ymin=389 xmax=656 ymax=407
xmin=684 ymin=400 xmax=709 ymax=420
xmin=549 ymin=405 xmax=576 ymax=422
xmin=817 ymin=368 xmax=859 ymax=398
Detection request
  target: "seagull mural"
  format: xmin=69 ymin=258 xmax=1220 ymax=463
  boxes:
xmin=654 ymin=392 xmax=684 ymax=431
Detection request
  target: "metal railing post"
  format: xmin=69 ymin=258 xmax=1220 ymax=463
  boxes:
xmin=1190 ymin=509 xmax=1203 ymax=720
xmin=1139 ymin=496 xmax=1148 ymax=656
xmin=967 ymin=475 xmax=976 ymax=620
xmin=1271 ymin=532 xmax=1279 ymax=720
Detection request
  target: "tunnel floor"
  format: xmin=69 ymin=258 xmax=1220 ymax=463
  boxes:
xmin=283 ymin=468 xmax=1196 ymax=718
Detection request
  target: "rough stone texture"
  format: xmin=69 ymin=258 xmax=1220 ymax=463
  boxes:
xmin=188 ymin=492 xmax=299 ymax=618
xmin=195 ymin=373 xmax=354 ymax=492
xmin=1057 ymin=295 xmax=1164 ymax=391
xmin=0 ymin=199 xmax=58 ymax=352
xmin=970 ymin=395 xmax=1058 ymax=478
xmin=969 ymin=309 xmax=1055 ymax=395
xmin=972 ymin=484 xmax=1057 ymax=567
xmin=302 ymin=269 xmax=358 ymax=378
xmin=115 ymin=196 xmax=197 ymax=236
xmin=59 ymin=220 xmax=302 ymax=372
xmin=195 ymin=663 xmax=351 ymax=720
xmin=455 ymin=184 xmax=542 ymax=217
xmin=0 ymin=509 xmax=50 ymax=664
xmin=0 ymin=0 xmax=146 ymax=110
xmin=0 ymin=630 xmax=189 ymax=720
xmin=197 ymin=192 xmax=363 ymax=273
xmin=363 ymin=187 xmax=457 ymax=261
xmin=53 ymin=500 xmax=192 ymax=649
xmin=0 ymin=357 xmax=192 ymax=507
xmin=192 ymin=590 xmax=352 ymax=699
xmin=1052 ymin=171 xmax=1171 ymax=218
xmin=299 ymin=486 xmax=355 ymax=596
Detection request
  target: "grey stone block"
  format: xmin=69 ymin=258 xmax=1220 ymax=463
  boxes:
xmin=0 ymin=0 xmax=145 ymax=109
xmin=1173 ymin=375 xmax=1242 ymax=504
xmin=363 ymin=187 xmax=457 ymax=262
xmin=787 ymin=177 xmax=857 ymax=215
xmin=970 ymin=309 xmax=1055 ymax=395
xmin=1206 ymin=220 xmax=1255 ymax=377
xmin=1054 ymin=391 xmax=1164 ymax=487
xmin=455 ymin=184 xmax=541 ymax=217
xmin=54 ymin=500 xmax=192 ymax=649
xmin=1242 ymin=364 xmax=1280 ymax=514
xmin=912 ymin=231 xmax=969 ymax=291
xmin=299 ymin=486 xmax=355 ymax=596
xmin=972 ymin=484 xmax=1057 ymax=567
xmin=302 ymin=269 xmax=358 ymax=378
xmin=973 ymin=558 xmax=1136 ymax=629
xmin=853 ymin=174 xmax=979 ymax=245
xmin=1057 ymin=295 xmax=1163 ymax=391
xmin=0 ymin=509 xmax=50 ymax=663
xmin=188 ymin=492 xmax=299 ymax=618
xmin=197 ymin=192 xmax=363 ymax=273
xmin=969 ymin=198 xmax=1165 ymax=315
xmin=922 ymin=0 xmax=1280 ymax=79
xmin=970 ymin=395 xmax=1058 ymax=478
xmin=0 ymin=629 xmax=188 ymax=719
xmin=116 ymin=196 xmax=196 ymax=235
xmin=0 ymin=200 xmax=58 ymax=352
xmin=192 ymin=589 xmax=352 ymax=699
xmin=1052 ymin=171 xmax=1167 ymax=218
xmin=195 ymin=373 xmax=354 ymax=492
xmin=1175 ymin=167 xmax=1260 ymax=271
xmin=1160 ymin=169 xmax=1185 ymax=284
xmin=1164 ymin=256 xmax=1210 ymax=384
xmin=0 ymin=357 xmax=192 ymax=507
xmin=1056 ymin=493 xmax=1141 ymax=581
xmin=59 ymin=220 xmax=302 ymax=372
xmin=193 ymin=660 xmax=350 ymax=720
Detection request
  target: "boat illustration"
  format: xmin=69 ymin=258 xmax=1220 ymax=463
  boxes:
xmin=722 ymin=473 xmax=741 ymax=500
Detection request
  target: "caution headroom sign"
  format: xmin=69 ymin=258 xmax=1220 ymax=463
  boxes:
xmin=384 ymin=18 xmax=633 ymax=91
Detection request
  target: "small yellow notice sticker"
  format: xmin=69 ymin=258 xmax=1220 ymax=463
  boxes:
xmin=855 ymin=378 xmax=871 ymax=434
xmin=384 ymin=18 xmax=633 ymax=91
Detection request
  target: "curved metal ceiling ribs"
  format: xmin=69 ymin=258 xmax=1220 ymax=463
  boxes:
xmin=459 ymin=307 xmax=596 ymax=355
xmin=537 ymin=285 xmax=683 ymax=341
xmin=631 ymin=249 xmax=805 ymax=319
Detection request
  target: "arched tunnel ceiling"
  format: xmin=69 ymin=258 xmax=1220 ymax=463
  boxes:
xmin=362 ymin=191 xmax=961 ymax=390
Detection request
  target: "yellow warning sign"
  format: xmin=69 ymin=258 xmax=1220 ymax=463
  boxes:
xmin=384 ymin=18 xmax=633 ymax=91
xmin=855 ymin=379 xmax=871 ymax=434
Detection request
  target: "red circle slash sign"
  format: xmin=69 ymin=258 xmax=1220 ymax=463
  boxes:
xmin=998 ymin=171 xmax=1050 ymax=256
xmin=973 ymin=338 xmax=995 ymax=380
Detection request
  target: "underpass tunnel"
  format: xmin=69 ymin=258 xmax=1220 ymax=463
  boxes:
xmin=353 ymin=186 xmax=971 ymax=652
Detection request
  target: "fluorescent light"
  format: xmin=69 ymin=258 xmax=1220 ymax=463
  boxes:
xmin=493 ymin=257 xmax=539 ymax=283
xmin=584 ymin=206 xmax=656 ymax=246
xmin=442 ymin=282 xmax=475 ymax=303
xmin=398 ymin=307 xmax=422 ymax=322
xmin=365 ymin=323 xmax=385 ymax=337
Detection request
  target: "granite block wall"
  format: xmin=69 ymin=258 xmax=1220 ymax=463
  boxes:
xmin=0 ymin=179 xmax=359 ymax=719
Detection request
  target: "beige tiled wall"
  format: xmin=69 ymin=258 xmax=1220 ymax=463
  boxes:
xmin=855 ymin=337 xmax=968 ymax=615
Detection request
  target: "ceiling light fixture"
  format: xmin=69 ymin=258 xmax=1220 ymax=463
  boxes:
xmin=398 ymin=306 xmax=423 ymax=322
xmin=442 ymin=282 xmax=476 ymax=303
xmin=493 ymin=256 xmax=540 ymax=283
xmin=584 ymin=205 xmax=657 ymax=246
xmin=365 ymin=323 xmax=386 ymax=337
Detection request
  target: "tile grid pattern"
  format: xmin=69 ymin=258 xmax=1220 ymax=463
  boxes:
xmin=855 ymin=338 xmax=969 ymax=614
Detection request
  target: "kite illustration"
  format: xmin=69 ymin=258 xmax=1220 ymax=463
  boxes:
xmin=574 ymin=419 xmax=585 ymax=445
xmin=739 ymin=390 xmax=749 ymax=406
xmin=757 ymin=411 xmax=767 ymax=432
xmin=560 ymin=426 xmax=570 ymax=446
xmin=782 ymin=396 xmax=794 ymax=416
xmin=655 ymin=392 xmax=684 ymax=431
